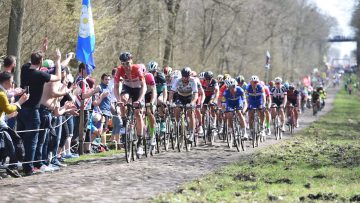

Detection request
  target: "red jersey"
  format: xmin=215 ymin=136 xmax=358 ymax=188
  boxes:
xmin=114 ymin=64 xmax=145 ymax=88
xmin=201 ymin=79 xmax=219 ymax=97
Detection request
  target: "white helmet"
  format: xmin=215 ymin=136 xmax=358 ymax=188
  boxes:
xmin=274 ymin=77 xmax=282 ymax=83
xmin=146 ymin=61 xmax=158 ymax=72
xmin=170 ymin=70 xmax=181 ymax=79
xmin=250 ymin=75 xmax=259 ymax=82
xmin=217 ymin=74 xmax=224 ymax=81
xmin=199 ymin=72 xmax=205 ymax=79
xmin=224 ymin=78 xmax=237 ymax=87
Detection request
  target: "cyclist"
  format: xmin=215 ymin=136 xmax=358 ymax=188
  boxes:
xmin=147 ymin=61 xmax=167 ymax=133
xmin=169 ymin=67 xmax=198 ymax=142
xmin=236 ymin=75 xmax=248 ymax=90
xmin=217 ymin=74 xmax=224 ymax=88
xmin=223 ymin=78 xmax=248 ymax=139
xmin=199 ymin=72 xmax=205 ymax=80
xmin=191 ymin=71 xmax=205 ymax=135
xmin=270 ymin=77 xmax=287 ymax=131
xmin=201 ymin=71 xmax=219 ymax=129
xmin=144 ymin=64 xmax=158 ymax=146
xmin=246 ymin=75 xmax=266 ymax=137
xmin=260 ymin=81 xmax=272 ymax=135
xmin=114 ymin=52 xmax=147 ymax=156
xmin=318 ymin=85 xmax=326 ymax=108
xmin=217 ymin=74 xmax=231 ymax=133
xmin=268 ymin=80 xmax=275 ymax=90
xmin=286 ymin=84 xmax=300 ymax=128
xmin=166 ymin=70 xmax=181 ymax=103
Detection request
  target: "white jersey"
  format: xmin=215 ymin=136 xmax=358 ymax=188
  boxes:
xmin=270 ymin=86 xmax=287 ymax=100
xmin=171 ymin=77 xmax=198 ymax=97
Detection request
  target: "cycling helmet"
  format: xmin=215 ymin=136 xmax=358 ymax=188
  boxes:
xmin=224 ymin=78 xmax=237 ymax=87
xmin=119 ymin=52 xmax=133 ymax=62
xmin=217 ymin=74 xmax=224 ymax=81
xmin=146 ymin=61 xmax=158 ymax=72
xmin=259 ymin=81 xmax=265 ymax=86
xmin=236 ymin=75 xmax=245 ymax=83
xmin=199 ymin=72 xmax=205 ymax=79
xmin=250 ymin=75 xmax=259 ymax=82
xmin=163 ymin=66 xmax=172 ymax=76
xmin=223 ymin=74 xmax=231 ymax=81
xmin=268 ymin=80 xmax=274 ymax=87
xmin=204 ymin=71 xmax=213 ymax=80
xmin=139 ymin=64 xmax=146 ymax=73
xmin=274 ymin=77 xmax=282 ymax=83
xmin=288 ymin=84 xmax=295 ymax=90
xmin=190 ymin=71 xmax=197 ymax=77
xmin=170 ymin=70 xmax=181 ymax=79
xmin=181 ymin=67 xmax=191 ymax=77
xmin=283 ymin=82 xmax=289 ymax=89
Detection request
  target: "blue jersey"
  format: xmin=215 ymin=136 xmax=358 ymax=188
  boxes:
xmin=223 ymin=86 xmax=245 ymax=111
xmin=246 ymin=84 xmax=264 ymax=108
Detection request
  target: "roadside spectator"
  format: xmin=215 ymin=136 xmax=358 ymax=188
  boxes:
xmin=0 ymin=71 xmax=29 ymax=177
xmin=72 ymin=63 xmax=98 ymax=154
xmin=93 ymin=73 xmax=112 ymax=145
xmin=1 ymin=55 xmax=23 ymax=129
xmin=109 ymin=68 xmax=122 ymax=149
xmin=17 ymin=49 xmax=63 ymax=176
xmin=2 ymin=55 xmax=16 ymax=73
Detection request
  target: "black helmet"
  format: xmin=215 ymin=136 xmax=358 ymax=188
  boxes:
xmin=119 ymin=52 xmax=133 ymax=62
xmin=289 ymin=84 xmax=295 ymax=90
xmin=181 ymin=67 xmax=191 ymax=77
xmin=204 ymin=71 xmax=213 ymax=80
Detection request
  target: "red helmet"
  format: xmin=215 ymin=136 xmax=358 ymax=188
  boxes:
xmin=163 ymin=66 xmax=172 ymax=76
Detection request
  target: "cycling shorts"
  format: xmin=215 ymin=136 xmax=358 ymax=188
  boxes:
xmin=175 ymin=95 xmax=192 ymax=106
xmin=121 ymin=85 xmax=141 ymax=102
xmin=287 ymin=99 xmax=297 ymax=107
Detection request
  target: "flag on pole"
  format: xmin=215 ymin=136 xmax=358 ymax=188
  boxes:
xmin=266 ymin=50 xmax=271 ymax=64
xmin=265 ymin=50 xmax=271 ymax=69
xmin=76 ymin=0 xmax=96 ymax=74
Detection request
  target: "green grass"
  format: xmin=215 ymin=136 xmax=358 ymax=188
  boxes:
xmin=153 ymin=88 xmax=360 ymax=202
xmin=64 ymin=149 xmax=124 ymax=164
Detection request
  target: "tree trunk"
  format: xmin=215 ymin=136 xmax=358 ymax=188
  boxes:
xmin=7 ymin=0 xmax=25 ymax=86
xmin=136 ymin=1 xmax=150 ymax=62
xmin=163 ymin=0 xmax=181 ymax=66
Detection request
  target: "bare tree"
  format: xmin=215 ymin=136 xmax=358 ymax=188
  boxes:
xmin=7 ymin=0 xmax=25 ymax=86
xmin=163 ymin=0 xmax=182 ymax=66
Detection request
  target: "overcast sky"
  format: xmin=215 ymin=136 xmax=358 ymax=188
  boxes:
xmin=311 ymin=0 xmax=357 ymax=59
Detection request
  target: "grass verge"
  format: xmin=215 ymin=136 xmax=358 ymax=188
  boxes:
xmin=64 ymin=149 xmax=124 ymax=164
xmin=153 ymin=88 xmax=360 ymax=202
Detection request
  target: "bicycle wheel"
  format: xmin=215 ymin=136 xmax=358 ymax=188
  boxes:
xmin=124 ymin=125 xmax=132 ymax=163
xmin=255 ymin=116 xmax=260 ymax=147
xmin=182 ymin=118 xmax=191 ymax=152
xmin=164 ymin=117 xmax=170 ymax=151
xmin=208 ymin=118 xmax=215 ymax=146
xmin=132 ymin=136 xmax=138 ymax=161
xmin=313 ymin=103 xmax=317 ymax=116
xmin=143 ymin=133 xmax=150 ymax=158
xmin=156 ymin=127 xmax=161 ymax=154
xmin=289 ymin=114 xmax=294 ymax=135
xmin=233 ymin=120 xmax=240 ymax=152
xmin=203 ymin=112 xmax=208 ymax=145
xmin=251 ymin=128 xmax=256 ymax=148
xmin=273 ymin=118 xmax=278 ymax=140
xmin=177 ymin=119 xmax=185 ymax=152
